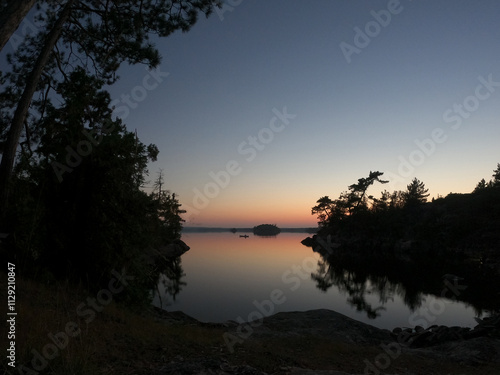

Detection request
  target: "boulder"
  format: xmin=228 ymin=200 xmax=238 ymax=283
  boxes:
xmin=301 ymin=236 xmax=316 ymax=247
xmin=158 ymin=239 xmax=190 ymax=258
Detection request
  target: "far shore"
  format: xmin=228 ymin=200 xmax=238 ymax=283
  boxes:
xmin=182 ymin=227 xmax=318 ymax=233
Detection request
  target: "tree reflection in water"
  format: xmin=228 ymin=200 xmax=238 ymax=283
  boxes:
xmin=312 ymin=256 xmax=408 ymax=319
xmin=154 ymin=256 xmax=186 ymax=309
xmin=309 ymin=243 xmax=500 ymax=320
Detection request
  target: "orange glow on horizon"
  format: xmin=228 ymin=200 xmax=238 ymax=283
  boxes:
xmin=182 ymin=197 xmax=318 ymax=228
xmin=179 ymin=170 xmax=482 ymax=228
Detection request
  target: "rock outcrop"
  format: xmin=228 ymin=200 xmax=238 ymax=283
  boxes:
xmin=158 ymin=239 xmax=190 ymax=258
xmin=248 ymin=309 xmax=392 ymax=345
xmin=143 ymin=239 xmax=190 ymax=266
xmin=391 ymin=314 xmax=500 ymax=348
xmin=223 ymin=309 xmax=500 ymax=368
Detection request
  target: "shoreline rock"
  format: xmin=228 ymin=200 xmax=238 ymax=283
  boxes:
xmin=246 ymin=309 xmax=393 ymax=345
xmin=158 ymin=239 xmax=190 ymax=258
xmin=169 ymin=308 xmax=500 ymax=367
xmin=148 ymin=307 xmax=500 ymax=373
xmin=391 ymin=314 xmax=500 ymax=348
xmin=144 ymin=239 xmax=190 ymax=265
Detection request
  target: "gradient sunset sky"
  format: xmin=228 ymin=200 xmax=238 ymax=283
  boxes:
xmin=107 ymin=0 xmax=500 ymax=227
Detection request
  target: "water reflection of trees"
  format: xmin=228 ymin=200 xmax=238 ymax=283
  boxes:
xmin=310 ymin=244 xmax=500 ymax=319
xmin=312 ymin=256 xmax=425 ymax=319
xmin=154 ymin=256 xmax=186 ymax=309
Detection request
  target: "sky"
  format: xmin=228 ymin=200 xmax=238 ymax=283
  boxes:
xmin=29 ymin=0 xmax=500 ymax=227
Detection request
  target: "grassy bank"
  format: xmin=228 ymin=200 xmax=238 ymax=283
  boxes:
xmin=0 ymin=274 xmax=224 ymax=374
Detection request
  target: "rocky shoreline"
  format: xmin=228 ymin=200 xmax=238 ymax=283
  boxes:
xmin=150 ymin=308 xmax=500 ymax=375
xmin=390 ymin=314 xmax=500 ymax=348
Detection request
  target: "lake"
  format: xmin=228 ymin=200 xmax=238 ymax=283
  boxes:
xmin=153 ymin=232 xmax=486 ymax=329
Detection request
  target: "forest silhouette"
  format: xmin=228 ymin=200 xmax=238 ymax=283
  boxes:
xmin=305 ymin=166 xmax=500 ymax=317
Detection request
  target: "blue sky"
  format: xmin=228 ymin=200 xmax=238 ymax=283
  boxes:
xmin=105 ymin=0 xmax=500 ymax=227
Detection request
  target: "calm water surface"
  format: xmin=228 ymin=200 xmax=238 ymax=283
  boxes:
xmin=154 ymin=232 xmax=483 ymax=329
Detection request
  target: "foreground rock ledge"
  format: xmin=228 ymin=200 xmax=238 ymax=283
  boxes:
xmin=153 ymin=309 xmax=500 ymax=375
xmin=245 ymin=309 xmax=393 ymax=345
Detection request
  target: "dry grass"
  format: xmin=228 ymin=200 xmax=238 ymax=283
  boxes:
xmin=0 ymin=273 xmax=225 ymax=375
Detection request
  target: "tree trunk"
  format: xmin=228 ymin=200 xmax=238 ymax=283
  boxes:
xmin=0 ymin=0 xmax=36 ymax=53
xmin=0 ymin=0 xmax=74 ymax=225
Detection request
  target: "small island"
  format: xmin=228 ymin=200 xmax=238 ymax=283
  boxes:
xmin=253 ymin=224 xmax=281 ymax=236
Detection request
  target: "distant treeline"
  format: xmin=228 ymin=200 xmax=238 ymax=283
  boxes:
xmin=182 ymin=227 xmax=317 ymax=234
